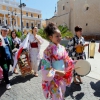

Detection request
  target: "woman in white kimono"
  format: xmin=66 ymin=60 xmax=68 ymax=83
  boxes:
xmin=28 ymin=27 xmax=43 ymax=77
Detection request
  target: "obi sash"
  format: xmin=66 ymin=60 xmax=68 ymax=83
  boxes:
xmin=30 ymin=42 xmax=38 ymax=48
xmin=52 ymin=60 xmax=65 ymax=71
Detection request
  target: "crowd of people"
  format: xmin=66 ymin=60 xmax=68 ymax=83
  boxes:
xmin=0 ymin=23 xmax=90 ymax=100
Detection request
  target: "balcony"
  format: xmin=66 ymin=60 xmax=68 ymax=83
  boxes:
xmin=0 ymin=0 xmax=41 ymax=14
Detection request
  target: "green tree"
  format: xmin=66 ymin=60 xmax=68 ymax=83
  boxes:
xmin=16 ymin=31 xmax=22 ymax=38
xmin=38 ymin=25 xmax=73 ymax=40
xmin=38 ymin=28 xmax=47 ymax=40
xmin=58 ymin=25 xmax=73 ymax=38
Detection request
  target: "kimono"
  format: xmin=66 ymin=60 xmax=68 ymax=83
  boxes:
xmin=67 ymin=35 xmax=86 ymax=60
xmin=28 ymin=33 xmax=43 ymax=73
xmin=12 ymin=37 xmax=21 ymax=49
xmin=41 ymin=43 xmax=74 ymax=100
xmin=67 ymin=35 xmax=86 ymax=77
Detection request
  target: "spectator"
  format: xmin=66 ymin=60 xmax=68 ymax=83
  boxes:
xmin=11 ymin=31 xmax=21 ymax=74
xmin=0 ymin=26 xmax=12 ymax=89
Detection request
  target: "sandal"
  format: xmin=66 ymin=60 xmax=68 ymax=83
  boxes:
xmin=34 ymin=74 xmax=38 ymax=77
xmin=80 ymin=82 xmax=83 ymax=84
xmin=73 ymin=81 xmax=80 ymax=84
xmin=34 ymin=72 xmax=38 ymax=77
xmin=14 ymin=69 xmax=18 ymax=74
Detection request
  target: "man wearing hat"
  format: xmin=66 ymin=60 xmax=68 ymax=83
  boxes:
xmin=1 ymin=26 xmax=19 ymax=73
xmin=1 ymin=25 xmax=13 ymax=89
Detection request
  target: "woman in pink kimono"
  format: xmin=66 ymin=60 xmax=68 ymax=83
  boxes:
xmin=41 ymin=23 xmax=74 ymax=100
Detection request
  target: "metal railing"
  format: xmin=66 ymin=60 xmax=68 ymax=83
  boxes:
xmin=0 ymin=0 xmax=41 ymax=14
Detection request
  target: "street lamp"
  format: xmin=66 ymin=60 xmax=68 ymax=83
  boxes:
xmin=19 ymin=0 xmax=26 ymax=34
xmin=8 ymin=10 xmax=17 ymax=30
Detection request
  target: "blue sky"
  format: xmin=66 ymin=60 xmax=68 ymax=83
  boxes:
xmin=16 ymin=0 xmax=58 ymax=19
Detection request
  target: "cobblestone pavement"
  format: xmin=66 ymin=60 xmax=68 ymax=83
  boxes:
xmin=0 ymin=71 xmax=100 ymax=100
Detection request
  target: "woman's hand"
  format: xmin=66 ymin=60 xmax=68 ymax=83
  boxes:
xmin=84 ymin=44 xmax=89 ymax=47
xmin=56 ymin=70 xmax=65 ymax=77
xmin=34 ymin=36 xmax=42 ymax=45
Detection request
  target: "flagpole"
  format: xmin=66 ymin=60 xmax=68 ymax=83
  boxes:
xmin=19 ymin=0 xmax=26 ymax=34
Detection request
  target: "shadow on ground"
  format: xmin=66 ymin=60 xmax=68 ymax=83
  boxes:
xmin=90 ymin=81 xmax=100 ymax=97
xmin=10 ymin=74 xmax=35 ymax=85
xmin=65 ymin=82 xmax=84 ymax=100
xmin=0 ymin=80 xmax=6 ymax=97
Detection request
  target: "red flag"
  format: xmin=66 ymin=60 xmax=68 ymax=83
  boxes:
xmin=12 ymin=33 xmax=30 ymax=72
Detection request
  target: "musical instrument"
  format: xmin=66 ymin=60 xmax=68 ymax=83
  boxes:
xmin=74 ymin=60 xmax=91 ymax=76
xmin=75 ymin=45 xmax=84 ymax=53
xmin=98 ymin=43 xmax=100 ymax=53
xmin=18 ymin=49 xmax=33 ymax=77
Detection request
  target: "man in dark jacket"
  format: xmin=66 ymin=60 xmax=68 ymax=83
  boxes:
xmin=1 ymin=26 xmax=13 ymax=65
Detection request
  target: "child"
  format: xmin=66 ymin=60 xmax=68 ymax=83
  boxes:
xmin=41 ymin=23 xmax=74 ymax=100
xmin=0 ymin=35 xmax=11 ymax=89
xmin=67 ymin=26 xmax=88 ymax=84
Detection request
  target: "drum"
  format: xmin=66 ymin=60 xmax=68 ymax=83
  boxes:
xmin=76 ymin=45 xmax=84 ymax=53
xmin=75 ymin=60 xmax=91 ymax=76
xmin=18 ymin=49 xmax=33 ymax=77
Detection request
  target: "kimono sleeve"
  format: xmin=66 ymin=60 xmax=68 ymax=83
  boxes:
xmin=63 ymin=48 xmax=74 ymax=85
xmin=36 ymin=35 xmax=44 ymax=45
xmin=82 ymin=37 xmax=85 ymax=45
xmin=67 ymin=38 xmax=75 ymax=57
xmin=41 ymin=47 xmax=56 ymax=82
xmin=67 ymin=38 xmax=75 ymax=50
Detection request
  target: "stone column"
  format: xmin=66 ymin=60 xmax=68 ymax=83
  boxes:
xmin=4 ymin=14 xmax=6 ymax=25
xmin=16 ymin=16 xmax=18 ymax=29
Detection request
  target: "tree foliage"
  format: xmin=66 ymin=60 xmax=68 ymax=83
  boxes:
xmin=38 ymin=25 xmax=73 ymax=40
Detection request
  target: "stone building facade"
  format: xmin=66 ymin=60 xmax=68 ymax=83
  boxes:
xmin=46 ymin=0 xmax=100 ymax=37
xmin=0 ymin=0 xmax=42 ymax=31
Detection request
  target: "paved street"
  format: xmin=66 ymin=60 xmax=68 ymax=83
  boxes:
xmin=85 ymin=41 xmax=100 ymax=80
xmin=0 ymin=72 xmax=100 ymax=100
xmin=0 ymin=39 xmax=100 ymax=100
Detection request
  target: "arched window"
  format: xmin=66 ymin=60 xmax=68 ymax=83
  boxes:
xmin=26 ymin=12 xmax=28 ymax=16
xmin=86 ymin=23 xmax=88 ymax=26
xmin=38 ymin=15 xmax=39 ymax=18
xmin=31 ymin=13 xmax=33 ymax=17
xmin=26 ymin=22 xmax=29 ymax=28
xmin=38 ymin=23 xmax=40 ymax=29
xmin=86 ymin=7 xmax=89 ymax=10
xmin=31 ymin=23 xmax=33 ymax=27
xmin=63 ymin=6 xmax=65 ymax=10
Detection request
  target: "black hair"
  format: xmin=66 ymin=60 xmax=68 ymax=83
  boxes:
xmin=74 ymin=26 xmax=82 ymax=32
xmin=11 ymin=31 xmax=16 ymax=38
xmin=44 ymin=22 xmax=58 ymax=37
xmin=31 ymin=27 xmax=34 ymax=30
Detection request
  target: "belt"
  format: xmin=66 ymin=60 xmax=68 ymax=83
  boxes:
xmin=30 ymin=42 xmax=38 ymax=48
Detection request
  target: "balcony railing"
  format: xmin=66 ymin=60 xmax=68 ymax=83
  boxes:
xmin=0 ymin=0 xmax=41 ymax=14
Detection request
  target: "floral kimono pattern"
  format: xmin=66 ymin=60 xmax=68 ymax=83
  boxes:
xmin=41 ymin=43 xmax=74 ymax=100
